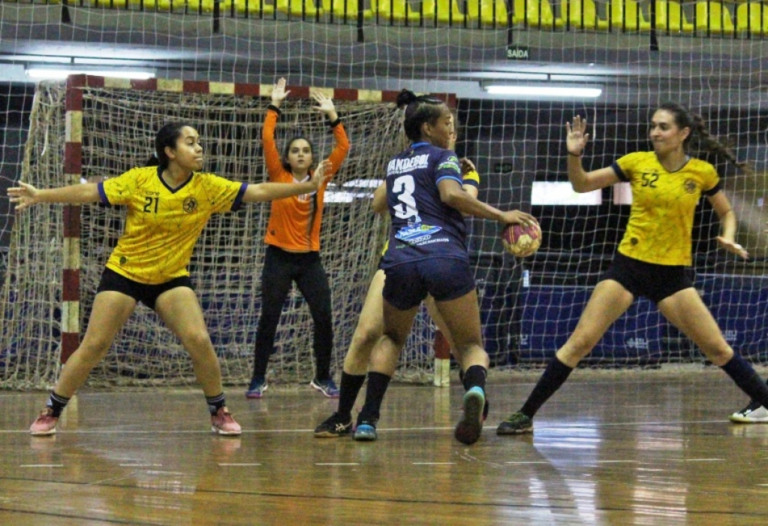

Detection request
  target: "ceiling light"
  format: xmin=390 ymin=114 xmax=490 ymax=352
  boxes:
xmin=26 ymin=68 xmax=155 ymax=80
xmin=484 ymin=85 xmax=602 ymax=98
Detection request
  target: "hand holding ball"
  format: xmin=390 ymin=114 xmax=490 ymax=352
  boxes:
xmin=502 ymin=222 xmax=542 ymax=257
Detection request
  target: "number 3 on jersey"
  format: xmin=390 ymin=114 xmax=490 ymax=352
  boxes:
xmin=392 ymin=175 xmax=421 ymax=223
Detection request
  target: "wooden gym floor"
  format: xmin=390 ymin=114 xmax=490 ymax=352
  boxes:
xmin=1 ymin=370 xmax=767 ymax=525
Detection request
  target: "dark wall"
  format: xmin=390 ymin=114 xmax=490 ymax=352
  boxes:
xmin=0 ymin=84 xmax=35 ymax=262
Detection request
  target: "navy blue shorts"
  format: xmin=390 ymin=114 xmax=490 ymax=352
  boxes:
xmin=96 ymin=267 xmax=194 ymax=310
xmin=382 ymin=258 xmax=475 ymax=310
xmin=601 ymin=252 xmax=693 ymax=304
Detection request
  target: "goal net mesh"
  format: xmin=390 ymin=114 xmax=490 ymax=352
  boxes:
xmin=0 ymin=78 xmax=424 ymax=388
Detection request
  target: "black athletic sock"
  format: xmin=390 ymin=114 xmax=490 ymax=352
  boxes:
xmin=314 ymin=355 xmax=331 ymax=385
xmin=337 ymin=372 xmax=366 ymax=421
xmin=251 ymin=350 xmax=270 ymax=381
xmin=46 ymin=391 xmax=70 ymax=418
xmin=520 ymin=356 xmax=573 ymax=419
xmin=721 ymin=354 xmax=768 ymax=409
xmin=206 ymin=393 xmax=226 ymax=415
xmin=357 ymin=372 xmax=391 ymax=425
xmin=462 ymin=365 xmax=487 ymax=392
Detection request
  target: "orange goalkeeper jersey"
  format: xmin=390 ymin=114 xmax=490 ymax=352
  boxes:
xmin=262 ymin=107 xmax=349 ymax=252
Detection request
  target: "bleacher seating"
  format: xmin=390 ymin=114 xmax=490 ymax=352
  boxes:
xmin=736 ymin=1 xmax=768 ymax=34
xmin=13 ymin=0 xmax=767 ymax=38
xmin=694 ymin=0 xmax=735 ymax=34
xmin=561 ymin=0 xmax=609 ymax=30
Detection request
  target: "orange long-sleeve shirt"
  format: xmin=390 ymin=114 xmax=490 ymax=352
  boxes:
xmin=262 ymin=107 xmax=349 ymax=252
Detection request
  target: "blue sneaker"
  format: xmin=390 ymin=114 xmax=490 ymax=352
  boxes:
xmin=245 ymin=377 xmax=268 ymax=399
xmin=310 ymin=378 xmax=340 ymax=398
xmin=353 ymin=421 xmax=377 ymax=441
xmin=454 ymin=386 xmax=485 ymax=445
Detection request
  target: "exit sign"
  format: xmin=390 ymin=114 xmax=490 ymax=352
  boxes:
xmin=506 ymin=45 xmax=530 ymax=60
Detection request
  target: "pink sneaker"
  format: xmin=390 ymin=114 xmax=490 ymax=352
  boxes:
xmin=30 ymin=408 xmax=58 ymax=436
xmin=211 ymin=407 xmax=242 ymax=436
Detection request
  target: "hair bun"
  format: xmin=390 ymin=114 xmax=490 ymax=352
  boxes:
xmin=396 ymin=89 xmax=417 ymax=108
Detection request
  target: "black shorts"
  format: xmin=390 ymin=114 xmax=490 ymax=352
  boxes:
xmin=382 ymin=258 xmax=475 ymax=310
xmin=96 ymin=267 xmax=194 ymax=310
xmin=601 ymin=252 xmax=693 ymax=304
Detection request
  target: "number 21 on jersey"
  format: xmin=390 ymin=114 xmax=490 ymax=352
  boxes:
xmin=143 ymin=196 xmax=159 ymax=213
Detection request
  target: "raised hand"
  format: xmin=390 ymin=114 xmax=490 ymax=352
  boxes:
xmin=7 ymin=181 xmax=40 ymax=211
xmin=311 ymin=91 xmax=335 ymax=114
xmin=271 ymin=77 xmax=290 ymax=107
xmin=566 ymin=115 xmax=590 ymax=156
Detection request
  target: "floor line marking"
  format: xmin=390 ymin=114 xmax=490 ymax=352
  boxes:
xmin=218 ymin=463 xmax=262 ymax=467
xmin=20 ymin=464 xmax=64 ymax=468
xmin=315 ymin=462 xmax=360 ymax=466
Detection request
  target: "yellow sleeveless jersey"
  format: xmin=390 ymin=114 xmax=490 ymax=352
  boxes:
xmin=613 ymin=151 xmax=720 ymax=266
xmin=98 ymin=166 xmax=246 ymax=284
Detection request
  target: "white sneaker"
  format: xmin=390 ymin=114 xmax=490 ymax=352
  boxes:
xmin=729 ymin=402 xmax=768 ymax=424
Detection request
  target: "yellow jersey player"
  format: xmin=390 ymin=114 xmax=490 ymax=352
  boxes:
xmin=9 ymin=122 xmax=331 ymax=437
xmin=496 ymin=102 xmax=768 ymax=435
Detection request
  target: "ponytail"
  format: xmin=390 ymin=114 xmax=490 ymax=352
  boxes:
xmin=152 ymin=122 xmax=192 ymax=171
xmin=658 ymin=102 xmax=752 ymax=176
xmin=397 ymin=89 xmax=448 ymax=142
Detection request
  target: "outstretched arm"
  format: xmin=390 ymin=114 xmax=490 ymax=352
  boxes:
xmin=8 ymin=181 xmax=100 ymax=211
xmin=566 ymin=116 xmax=620 ymax=192
xmin=243 ymin=160 xmax=332 ymax=203
xmin=313 ymin=91 xmax=349 ymax=178
xmin=438 ymin=179 xmax=536 ymax=226
xmin=709 ymin=190 xmax=749 ymax=259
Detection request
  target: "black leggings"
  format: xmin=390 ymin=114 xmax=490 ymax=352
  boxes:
xmin=251 ymin=245 xmax=333 ymax=381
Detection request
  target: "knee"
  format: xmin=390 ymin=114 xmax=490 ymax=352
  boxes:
xmin=351 ymin=323 xmax=380 ymax=349
xmin=182 ymin=329 xmax=214 ymax=355
xmin=311 ymin=305 xmax=333 ymax=328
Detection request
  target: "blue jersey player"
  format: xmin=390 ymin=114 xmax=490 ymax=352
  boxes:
xmin=351 ymin=89 xmax=537 ymax=445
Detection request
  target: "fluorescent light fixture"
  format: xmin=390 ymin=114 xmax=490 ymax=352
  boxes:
xmin=484 ymin=85 xmax=602 ymax=98
xmin=26 ymin=68 xmax=155 ymax=80
xmin=531 ymin=182 xmax=601 ymax=206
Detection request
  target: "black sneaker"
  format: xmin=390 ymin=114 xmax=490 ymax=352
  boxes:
xmin=496 ymin=411 xmax=533 ymax=435
xmin=314 ymin=412 xmax=353 ymax=438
